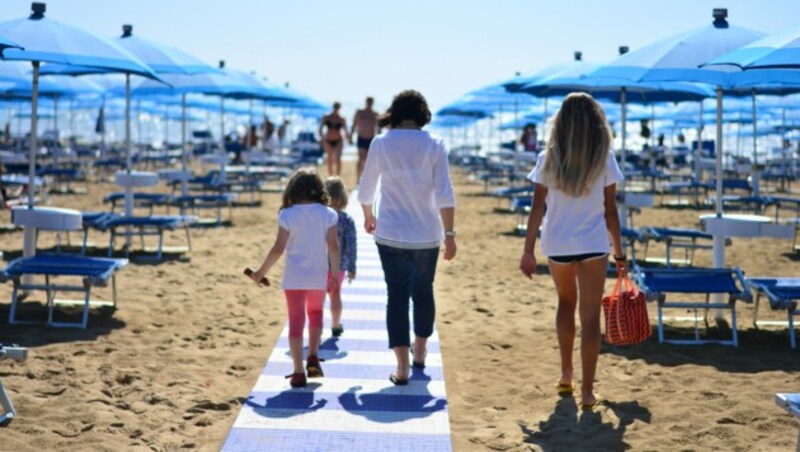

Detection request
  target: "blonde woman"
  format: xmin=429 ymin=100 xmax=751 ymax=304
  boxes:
xmin=519 ymin=93 xmax=627 ymax=409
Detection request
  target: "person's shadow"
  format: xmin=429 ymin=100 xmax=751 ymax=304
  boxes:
xmin=338 ymin=368 xmax=447 ymax=423
xmin=283 ymin=337 xmax=349 ymax=361
xmin=519 ymin=397 xmax=651 ymax=451
xmin=245 ymin=383 xmax=327 ymax=418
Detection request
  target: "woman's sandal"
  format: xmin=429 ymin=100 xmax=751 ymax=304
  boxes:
xmin=410 ymin=348 xmax=426 ymax=369
xmin=580 ymin=395 xmax=603 ymax=411
xmin=306 ymin=355 xmax=325 ymax=378
xmin=555 ymin=381 xmax=575 ymax=395
xmin=286 ymin=372 xmax=307 ymax=388
xmin=389 ymin=373 xmax=409 ymax=386
xmin=331 ymin=325 xmax=344 ymax=337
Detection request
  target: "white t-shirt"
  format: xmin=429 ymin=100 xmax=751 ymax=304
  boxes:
xmin=527 ymin=151 xmax=624 ymax=257
xmin=278 ymin=203 xmax=339 ymax=289
xmin=357 ymin=129 xmax=456 ymax=249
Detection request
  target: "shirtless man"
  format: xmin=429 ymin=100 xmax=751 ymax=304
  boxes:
xmin=350 ymin=97 xmax=379 ymax=183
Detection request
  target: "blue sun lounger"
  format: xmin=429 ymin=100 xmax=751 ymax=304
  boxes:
xmin=633 ymin=266 xmax=751 ymax=346
xmin=0 ymin=255 xmax=128 ymax=329
xmin=83 ymin=213 xmax=196 ymax=261
xmin=748 ymin=278 xmax=800 ymax=349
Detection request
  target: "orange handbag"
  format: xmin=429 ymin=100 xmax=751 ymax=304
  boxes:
xmin=602 ymin=276 xmax=651 ymax=345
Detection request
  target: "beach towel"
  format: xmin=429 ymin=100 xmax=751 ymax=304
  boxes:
xmin=602 ymin=275 xmax=651 ymax=345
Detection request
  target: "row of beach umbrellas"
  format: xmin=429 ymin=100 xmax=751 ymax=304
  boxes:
xmin=0 ymin=2 xmax=324 ymax=263
xmin=436 ymin=8 xmax=800 ymax=273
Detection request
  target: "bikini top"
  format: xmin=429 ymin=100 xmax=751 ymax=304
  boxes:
xmin=325 ymin=118 xmax=343 ymax=131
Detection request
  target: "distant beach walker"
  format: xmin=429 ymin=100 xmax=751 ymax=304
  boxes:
xmin=358 ymin=89 xmax=457 ymax=386
xmin=519 ymin=93 xmax=627 ymax=410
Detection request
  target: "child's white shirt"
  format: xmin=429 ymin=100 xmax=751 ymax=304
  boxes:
xmin=278 ymin=204 xmax=339 ymax=289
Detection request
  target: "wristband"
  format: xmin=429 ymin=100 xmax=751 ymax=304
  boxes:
xmin=444 ymin=230 xmax=456 ymax=238
xmin=613 ymin=254 xmax=627 ymax=262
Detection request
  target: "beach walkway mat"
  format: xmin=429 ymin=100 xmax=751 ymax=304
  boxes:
xmin=222 ymin=198 xmax=453 ymax=451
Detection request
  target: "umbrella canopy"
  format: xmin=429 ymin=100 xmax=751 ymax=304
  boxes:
xmin=115 ymin=24 xmax=217 ymax=75
xmin=504 ymin=52 xmax=594 ymax=93
xmin=704 ymin=24 xmax=800 ymax=70
xmin=585 ymin=10 xmax=765 ymax=86
xmin=0 ymin=35 xmax=23 ymax=55
xmin=0 ymin=3 xmax=158 ymax=78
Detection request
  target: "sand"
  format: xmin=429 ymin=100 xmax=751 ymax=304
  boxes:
xmin=1 ymin=161 xmax=799 ymax=451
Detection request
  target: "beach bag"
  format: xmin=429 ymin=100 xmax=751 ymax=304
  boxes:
xmin=602 ymin=275 xmax=651 ymax=345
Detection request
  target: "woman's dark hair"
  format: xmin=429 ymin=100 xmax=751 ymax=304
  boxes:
xmin=282 ymin=167 xmax=329 ymax=209
xmin=381 ymin=90 xmax=431 ymax=128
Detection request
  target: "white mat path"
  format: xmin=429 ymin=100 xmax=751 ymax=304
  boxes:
xmin=222 ymin=191 xmax=453 ymax=451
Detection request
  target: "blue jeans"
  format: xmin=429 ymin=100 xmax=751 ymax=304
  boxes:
xmin=377 ymin=244 xmax=439 ymax=348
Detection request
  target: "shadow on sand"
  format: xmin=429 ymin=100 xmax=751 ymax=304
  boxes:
xmin=519 ymin=397 xmax=651 ymax=451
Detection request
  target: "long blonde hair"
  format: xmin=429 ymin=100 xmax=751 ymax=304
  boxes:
xmin=542 ymin=93 xmax=613 ymax=197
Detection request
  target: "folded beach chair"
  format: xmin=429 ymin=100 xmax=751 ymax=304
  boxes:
xmin=0 ymin=255 xmax=128 ymax=328
xmin=633 ymin=266 xmax=751 ymax=346
xmin=748 ymin=278 xmax=800 ymax=348
xmin=640 ymin=226 xmax=725 ymax=267
xmin=0 ymin=344 xmax=27 ymax=425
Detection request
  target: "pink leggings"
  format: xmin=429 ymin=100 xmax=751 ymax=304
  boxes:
xmin=284 ymin=290 xmax=326 ymax=338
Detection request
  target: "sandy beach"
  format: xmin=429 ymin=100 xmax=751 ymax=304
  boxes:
xmin=1 ymin=160 xmax=799 ymax=451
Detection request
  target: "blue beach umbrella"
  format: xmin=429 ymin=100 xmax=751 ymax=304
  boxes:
xmin=704 ymin=24 xmax=800 ymax=70
xmin=0 ymin=2 xmax=159 ymax=215
xmin=506 ymin=52 xmax=596 ymax=129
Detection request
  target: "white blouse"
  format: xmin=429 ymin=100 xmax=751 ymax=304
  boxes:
xmin=357 ymin=129 xmax=456 ymax=248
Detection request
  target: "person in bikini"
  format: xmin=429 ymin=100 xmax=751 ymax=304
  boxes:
xmin=319 ymin=102 xmax=350 ymax=176
xmin=350 ymin=97 xmax=379 ymax=184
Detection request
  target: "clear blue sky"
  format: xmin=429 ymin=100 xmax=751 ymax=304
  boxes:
xmin=4 ymin=0 xmax=800 ymax=116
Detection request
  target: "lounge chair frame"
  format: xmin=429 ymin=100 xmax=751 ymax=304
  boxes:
xmin=634 ymin=266 xmax=751 ymax=346
xmin=1 ymin=256 xmax=128 ymax=329
xmin=749 ymin=278 xmax=800 ymax=349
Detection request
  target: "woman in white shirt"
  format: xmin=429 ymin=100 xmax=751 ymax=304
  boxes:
xmin=358 ymin=90 xmax=457 ymax=385
xmin=519 ymin=93 xmax=627 ymax=409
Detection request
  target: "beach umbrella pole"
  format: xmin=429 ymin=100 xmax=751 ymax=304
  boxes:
xmin=181 ymin=93 xmax=188 ymax=197
xmin=123 ymin=73 xmax=134 ymax=247
xmin=712 ymin=86 xmax=726 ymax=320
xmin=618 ymin=87 xmax=627 ymax=227
xmin=219 ymin=97 xmax=226 ymax=183
xmin=695 ymin=101 xmax=704 ymax=182
xmin=22 ymin=61 xmax=41 ymax=271
xmin=751 ymin=89 xmax=760 ymax=197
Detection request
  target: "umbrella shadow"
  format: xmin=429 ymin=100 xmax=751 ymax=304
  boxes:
xmin=338 ymin=368 xmax=447 ymax=423
xmin=519 ymin=398 xmax=651 ymax=451
xmin=245 ymin=382 xmax=327 ymax=418
xmin=602 ymin=326 xmax=800 ymax=373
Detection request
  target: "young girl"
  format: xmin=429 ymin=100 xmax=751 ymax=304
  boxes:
xmin=250 ymin=168 xmax=340 ymax=388
xmin=325 ymin=176 xmax=357 ymax=337
xmin=518 ymin=93 xmax=627 ymax=409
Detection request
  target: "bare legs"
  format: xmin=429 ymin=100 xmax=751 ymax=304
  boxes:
xmin=548 ymin=257 xmax=606 ymax=404
xmin=330 ymin=288 xmax=342 ymax=330
xmin=392 ymin=336 xmax=427 ymax=380
xmin=357 ymin=147 xmax=368 ymax=183
xmin=323 ymin=140 xmax=344 ymax=176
